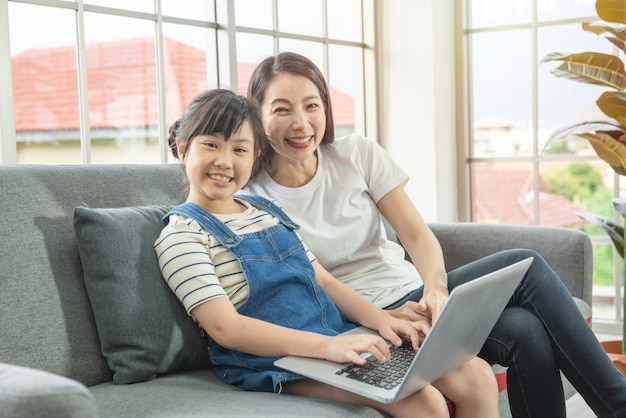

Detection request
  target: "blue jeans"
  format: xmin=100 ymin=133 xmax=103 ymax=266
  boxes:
xmin=386 ymin=249 xmax=626 ymax=418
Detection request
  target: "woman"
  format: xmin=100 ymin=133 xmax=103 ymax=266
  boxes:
xmin=244 ymin=51 xmax=626 ymax=418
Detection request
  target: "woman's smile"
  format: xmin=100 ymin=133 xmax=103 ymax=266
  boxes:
xmin=285 ymin=136 xmax=314 ymax=149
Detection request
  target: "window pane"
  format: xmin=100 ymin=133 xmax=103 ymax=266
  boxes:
xmin=3 ymin=1 xmax=372 ymax=166
xmin=278 ymin=39 xmax=324 ymax=75
xmin=277 ymin=0 xmax=323 ymax=37
xmin=328 ymin=45 xmax=359 ymax=137
xmin=538 ymin=161 xmax=611 ymax=227
xmin=537 ymin=0 xmax=596 ymax=22
xmin=590 ymin=243 xmax=618 ymax=322
xmin=327 ymin=0 xmax=363 ymax=42
xmin=84 ymin=13 xmax=159 ymax=164
xmin=469 ymin=0 xmax=531 ymax=28
xmin=235 ymin=0 xmax=273 ymax=30
xmin=162 ymin=23 xmax=216 ymax=163
xmin=10 ymin=2 xmax=82 ymax=164
xmin=237 ymin=33 xmax=275 ymax=95
xmin=83 ymin=0 xmax=154 ymax=13
xmin=472 ymin=162 xmax=536 ymax=224
xmin=162 ymin=0 xmax=215 ymax=21
xmin=538 ymin=23 xmax=616 ymax=154
xmin=471 ymin=29 xmax=532 ymax=158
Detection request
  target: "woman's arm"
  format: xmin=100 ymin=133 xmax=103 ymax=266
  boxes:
xmin=376 ymin=185 xmax=449 ymax=320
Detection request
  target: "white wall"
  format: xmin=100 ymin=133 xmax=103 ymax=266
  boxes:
xmin=378 ymin=0 xmax=457 ymax=223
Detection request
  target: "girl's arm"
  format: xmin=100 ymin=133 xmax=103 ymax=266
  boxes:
xmin=312 ymin=262 xmax=428 ymax=350
xmin=191 ymin=296 xmax=394 ymax=365
xmin=157 ymin=220 xmax=391 ymax=365
xmin=376 ymin=185 xmax=449 ymax=321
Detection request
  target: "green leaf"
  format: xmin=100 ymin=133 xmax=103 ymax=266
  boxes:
xmin=579 ymin=131 xmax=626 ymax=175
xmin=542 ymin=52 xmax=626 ymax=90
xmin=542 ymin=120 xmax=626 ymax=154
xmin=582 ymin=21 xmax=626 ymax=41
xmin=597 ymin=0 xmax=626 ymax=25
xmin=598 ymin=91 xmax=626 ymax=124
xmin=613 ymin=197 xmax=626 ymax=218
xmin=607 ymin=36 xmax=626 ymax=51
xmin=576 ymin=212 xmax=625 ymax=258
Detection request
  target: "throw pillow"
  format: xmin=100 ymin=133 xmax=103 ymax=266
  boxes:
xmin=73 ymin=205 xmax=209 ymax=384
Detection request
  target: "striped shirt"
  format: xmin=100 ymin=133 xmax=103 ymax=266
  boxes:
xmin=154 ymin=198 xmax=316 ymax=318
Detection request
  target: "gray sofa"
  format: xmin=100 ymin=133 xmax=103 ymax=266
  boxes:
xmin=0 ymin=164 xmax=593 ymax=418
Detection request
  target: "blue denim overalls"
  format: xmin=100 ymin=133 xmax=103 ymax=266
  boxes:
xmin=165 ymin=195 xmax=356 ymax=393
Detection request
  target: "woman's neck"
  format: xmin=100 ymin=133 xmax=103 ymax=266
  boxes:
xmin=269 ymin=151 xmax=318 ymax=188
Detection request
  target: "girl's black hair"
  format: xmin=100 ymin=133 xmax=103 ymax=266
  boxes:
xmin=167 ymin=89 xmax=271 ymax=179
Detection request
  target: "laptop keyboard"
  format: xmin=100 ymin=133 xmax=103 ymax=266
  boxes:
xmin=335 ymin=340 xmax=416 ymax=390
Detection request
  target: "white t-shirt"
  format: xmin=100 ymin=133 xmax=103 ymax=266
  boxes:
xmin=245 ymin=134 xmax=422 ymax=308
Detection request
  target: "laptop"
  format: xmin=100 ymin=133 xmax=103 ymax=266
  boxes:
xmin=274 ymin=256 xmax=533 ymax=404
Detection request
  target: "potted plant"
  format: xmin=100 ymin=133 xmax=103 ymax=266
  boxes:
xmin=541 ymin=0 xmax=626 ymax=372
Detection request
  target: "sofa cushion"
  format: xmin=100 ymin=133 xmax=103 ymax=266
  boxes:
xmin=0 ymin=362 xmax=98 ymax=418
xmin=90 ymin=369 xmax=386 ymax=418
xmin=73 ymin=205 xmax=209 ymax=384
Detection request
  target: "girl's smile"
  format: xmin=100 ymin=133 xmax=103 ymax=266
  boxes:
xmin=208 ymin=173 xmax=234 ymax=185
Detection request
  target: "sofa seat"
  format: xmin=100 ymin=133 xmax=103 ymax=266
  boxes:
xmin=90 ymin=369 xmax=384 ymax=418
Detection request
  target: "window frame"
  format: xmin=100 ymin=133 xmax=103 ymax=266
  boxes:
xmin=0 ymin=0 xmax=376 ymax=164
xmin=458 ymin=0 xmax=623 ymax=334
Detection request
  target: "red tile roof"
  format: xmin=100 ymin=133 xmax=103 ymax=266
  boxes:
xmin=12 ymin=37 xmax=354 ymax=133
xmin=473 ymin=163 xmax=588 ymax=227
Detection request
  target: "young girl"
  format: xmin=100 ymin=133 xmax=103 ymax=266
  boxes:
xmin=155 ymin=88 xmax=499 ymax=418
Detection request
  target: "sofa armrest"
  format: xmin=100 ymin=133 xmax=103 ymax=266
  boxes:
xmin=428 ymin=223 xmax=593 ymax=305
xmin=0 ymin=363 xmax=98 ymax=418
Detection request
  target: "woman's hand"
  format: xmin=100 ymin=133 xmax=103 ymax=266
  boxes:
xmin=390 ymin=287 xmax=449 ymax=323
xmin=420 ymin=287 xmax=448 ymax=321
xmin=375 ymin=313 xmax=430 ymax=351
xmin=388 ymin=301 xmax=432 ymax=322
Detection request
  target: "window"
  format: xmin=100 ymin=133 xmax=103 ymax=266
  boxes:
xmin=0 ymin=0 xmax=374 ymax=165
xmin=461 ymin=0 xmax=621 ymax=332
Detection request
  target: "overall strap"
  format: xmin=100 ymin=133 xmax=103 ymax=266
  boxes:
xmin=234 ymin=194 xmax=299 ymax=231
xmin=163 ymin=197 xmax=300 ymax=249
xmin=164 ymin=202 xmax=242 ymax=249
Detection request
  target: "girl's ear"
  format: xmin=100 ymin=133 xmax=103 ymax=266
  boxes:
xmin=175 ymin=138 xmax=186 ymax=161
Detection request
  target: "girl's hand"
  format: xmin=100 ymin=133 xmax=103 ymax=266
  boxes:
xmin=324 ymin=334 xmax=392 ymax=365
xmin=323 ymin=314 xmax=430 ymax=365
